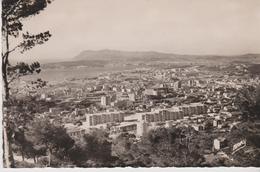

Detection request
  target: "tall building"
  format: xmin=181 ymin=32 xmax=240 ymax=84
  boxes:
xmin=110 ymin=121 xmax=149 ymax=138
xmin=144 ymin=89 xmax=158 ymax=96
xmin=178 ymin=103 xmax=207 ymax=116
xmin=101 ymin=96 xmax=110 ymax=106
xmin=129 ymin=93 xmax=136 ymax=101
xmin=40 ymin=93 xmax=47 ymax=100
xmin=84 ymin=111 xmax=125 ymax=128
xmin=187 ymin=80 xmax=196 ymax=87
xmin=173 ymin=81 xmax=182 ymax=90
xmin=124 ymin=108 xmax=184 ymax=123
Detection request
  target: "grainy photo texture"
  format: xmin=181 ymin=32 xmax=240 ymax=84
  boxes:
xmin=2 ymin=0 xmax=260 ymax=168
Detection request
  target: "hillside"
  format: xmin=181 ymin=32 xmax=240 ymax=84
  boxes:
xmin=74 ymin=50 xmax=260 ymax=63
xmin=74 ymin=49 xmax=175 ymax=61
xmin=42 ymin=50 xmax=260 ymax=69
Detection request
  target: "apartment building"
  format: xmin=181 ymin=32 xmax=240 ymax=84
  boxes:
xmin=84 ymin=111 xmax=125 ymax=127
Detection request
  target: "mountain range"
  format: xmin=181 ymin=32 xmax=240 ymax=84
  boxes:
xmin=74 ymin=49 xmax=260 ymax=62
xmin=43 ymin=49 xmax=260 ymax=68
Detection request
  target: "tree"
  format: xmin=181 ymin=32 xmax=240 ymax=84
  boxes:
xmin=2 ymin=0 xmax=54 ymax=167
xmin=2 ymin=0 xmax=53 ymax=100
xmin=234 ymin=85 xmax=260 ymax=120
xmin=12 ymin=128 xmax=43 ymax=164
xmin=12 ymin=128 xmax=28 ymax=161
xmin=68 ymin=129 xmax=115 ymax=167
xmin=112 ymin=126 xmax=205 ymax=167
xmin=204 ymin=120 xmax=214 ymax=132
xmin=9 ymin=99 xmax=49 ymax=164
xmin=115 ymin=100 xmax=134 ymax=111
xmin=111 ymin=133 xmax=139 ymax=167
xmin=83 ymin=130 xmax=113 ymax=164
xmin=225 ymin=121 xmax=260 ymax=166
xmin=28 ymin=119 xmax=75 ymax=167
xmin=67 ymin=145 xmax=86 ymax=167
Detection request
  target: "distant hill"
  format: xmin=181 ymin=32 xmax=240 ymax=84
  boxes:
xmin=42 ymin=50 xmax=260 ymax=69
xmin=74 ymin=49 xmax=260 ymax=63
xmin=74 ymin=49 xmax=176 ymax=61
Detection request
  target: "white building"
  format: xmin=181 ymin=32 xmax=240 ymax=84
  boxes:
xmin=213 ymin=137 xmax=227 ymax=150
xmin=110 ymin=121 xmax=149 ymax=138
xmin=128 ymin=93 xmax=136 ymax=101
xmin=84 ymin=111 xmax=125 ymax=128
xmin=101 ymin=96 xmax=110 ymax=106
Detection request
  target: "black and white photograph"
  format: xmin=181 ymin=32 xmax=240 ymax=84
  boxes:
xmin=1 ymin=0 xmax=260 ymax=169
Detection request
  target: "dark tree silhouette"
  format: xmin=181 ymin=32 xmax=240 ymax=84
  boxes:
xmin=234 ymin=85 xmax=260 ymax=120
xmin=2 ymin=0 xmax=54 ymax=167
xmin=28 ymin=119 xmax=74 ymax=167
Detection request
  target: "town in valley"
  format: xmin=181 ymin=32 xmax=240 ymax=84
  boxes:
xmin=2 ymin=0 xmax=260 ymax=168
xmin=6 ymin=51 xmax=260 ymax=167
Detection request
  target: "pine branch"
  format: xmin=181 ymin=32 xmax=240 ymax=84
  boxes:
xmin=3 ymin=0 xmax=24 ymax=19
xmin=2 ymin=45 xmax=19 ymax=61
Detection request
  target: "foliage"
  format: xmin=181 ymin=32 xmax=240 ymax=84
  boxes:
xmin=226 ymin=121 xmax=260 ymax=166
xmin=112 ymin=126 xmax=206 ymax=167
xmin=2 ymin=1 xmax=54 ymax=166
xmin=27 ymin=119 xmax=74 ymax=166
xmin=2 ymin=0 xmax=53 ymax=37
xmin=204 ymin=120 xmax=214 ymax=132
xmin=248 ymin=64 xmax=260 ymax=76
xmin=234 ymin=85 xmax=260 ymax=120
xmin=115 ymin=100 xmax=134 ymax=110
xmin=2 ymin=0 xmax=54 ymax=100
xmin=68 ymin=129 xmax=115 ymax=167
xmin=14 ymin=160 xmax=43 ymax=168
xmin=83 ymin=130 xmax=113 ymax=163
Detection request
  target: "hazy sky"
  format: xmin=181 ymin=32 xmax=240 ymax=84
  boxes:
xmin=11 ymin=0 xmax=260 ymax=62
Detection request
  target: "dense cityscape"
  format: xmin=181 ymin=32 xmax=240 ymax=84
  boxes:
xmin=5 ymin=61 xmax=260 ymax=167
xmin=2 ymin=0 xmax=260 ymax=169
